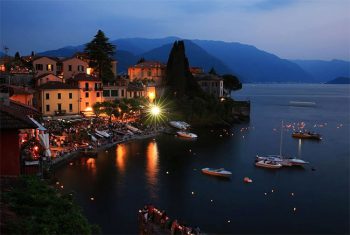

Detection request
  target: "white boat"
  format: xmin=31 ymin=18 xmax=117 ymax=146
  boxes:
xmin=169 ymin=121 xmax=190 ymax=130
xmin=256 ymin=155 xmax=309 ymax=166
xmin=125 ymin=124 xmax=142 ymax=133
xmin=256 ymin=121 xmax=309 ymax=167
xmin=95 ymin=130 xmax=110 ymax=138
xmin=201 ymin=168 xmax=232 ymax=177
xmin=255 ymin=160 xmax=282 ymax=169
xmin=177 ymin=131 xmax=198 ymax=139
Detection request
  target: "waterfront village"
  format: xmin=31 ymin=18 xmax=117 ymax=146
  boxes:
xmin=0 ymin=31 xmax=249 ymax=234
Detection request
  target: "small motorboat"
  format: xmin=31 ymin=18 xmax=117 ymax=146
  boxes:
xmin=243 ymin=177 xmax=253 ymax=183
xmin=292 ymin=131 xmax=322 ymax=140
xmin=201 ymin=168 xmax=232 ymax=177
xmin=177 ymin=131 xmax=198 ymax=139
xmin=289 ymin=101 xmax=316 ymax=107
xmin=255 ymin=160 xmax=282 ymax=169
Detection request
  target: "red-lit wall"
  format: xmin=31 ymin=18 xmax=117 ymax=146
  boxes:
xmin=0 ymin=130 xmax=20 ymax=176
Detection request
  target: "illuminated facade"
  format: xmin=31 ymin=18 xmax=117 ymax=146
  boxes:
xmin=128 ymin=61 xmax=166 ymax=85
xmin=102 ymin=78 xmax=128 ymax=102
xmin=66 ymin=73 xmax=103 ymax=112
xmin=37 ymin=81 xmax=80 ymax=116
xmin=32 ymin=56 xmax=58 ymax=78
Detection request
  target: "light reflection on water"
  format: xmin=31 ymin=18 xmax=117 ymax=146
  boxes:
xmin=146 ymin=141 xmax=159 ymax=199
xmin=116 ymin=144 xmax=127 ymax=174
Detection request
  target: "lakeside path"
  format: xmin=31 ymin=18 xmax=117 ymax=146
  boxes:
xmin=51 ymin=130 xmax=162 ymax=168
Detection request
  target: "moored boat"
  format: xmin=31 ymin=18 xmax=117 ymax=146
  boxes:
xmin=177 ymin=131 xmax=198 ymax=139
xmin=256 ymin=154 xmax=309 ymax=166
xmin=243 ymin=177 xmax=253 ymax=183
xmin=292 ymin=131 xmax=322 ymax=140
xmin=201 ymin=168 xmax=232 ymax=177
xmin=255 ymin=160 xmax=282 ymax=169
xmin=169 ymin=121 xmax=190 ymax=130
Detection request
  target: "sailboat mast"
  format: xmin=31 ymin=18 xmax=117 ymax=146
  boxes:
xmin=279 ymin=120 xmax=283 ymax=157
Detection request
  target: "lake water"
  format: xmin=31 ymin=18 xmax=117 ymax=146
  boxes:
xmin=54 ymin=84 xmax=350 ymax=234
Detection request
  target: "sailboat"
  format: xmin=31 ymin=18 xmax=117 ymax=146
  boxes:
xmin=256 ymin=121 xmax=309 ymax=167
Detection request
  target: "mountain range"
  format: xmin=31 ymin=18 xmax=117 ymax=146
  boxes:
xmin=36 ymin=37 xmax=349 ymax=83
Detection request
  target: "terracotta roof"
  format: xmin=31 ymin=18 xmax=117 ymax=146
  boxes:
xmin=2 ymin=85 xmax=36 ymax=95
xmin=36 ymin=73 xmax=58 ymax=79
xmin=9 ymin=100 xmax=40 ymax=116
xmin=33 ymin=56 xmax=60 ymax=62
xmin=38 ymin=81 xmax=79 ymax=90
xmin=131 ymin=61 xmax=166 ymax=69
xmin=67 ymin=73 xmax=101 ymax=82
xmin=0 ymin=102 xmax=39 ymax=129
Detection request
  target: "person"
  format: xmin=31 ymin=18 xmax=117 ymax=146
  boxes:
xmin=171 ymin=219 xmax=178 ymax=235
xmin=147 ymin=204 xmax=154 ymax=222
xmin=142 ymin=206 xmax=148 ymax=223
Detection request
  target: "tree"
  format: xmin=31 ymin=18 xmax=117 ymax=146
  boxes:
xmin=208 ymin=67 xmax=217 ymax=75
xmin=14 ymin=51 xmax=21 ymax=60
xmin=85 ymin=30 xmax=116 ymax=82
xmin=222 ymin=74 xmax=242 ymax=95
xmin=137 ymin=57 xmax=145 ymax=64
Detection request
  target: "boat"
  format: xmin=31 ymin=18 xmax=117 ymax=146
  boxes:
xmin=176 ymin=131 xmax=198 ymax=139
xmin=256 ymin=154 xmax=309 ymax=166
xmin=243 ymin=177 xmax=253 ymax=183
xmin=201 ymin=168 xmax=232 ymax=177
xmin=255 ymin=160 xmax=283 ymax=169
xmin=292 ymin=131 xmax=322 ymax=140
xmin=169 ymin=121 xmax=190 ymax=130
xmin=256 ymin=121 xmax=310 ymax=167
xmin=125 ymin=124 xmax=142 ymax=133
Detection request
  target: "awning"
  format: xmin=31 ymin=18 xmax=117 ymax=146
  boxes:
xmin=28 ymin=117 xmax=47 ymax=131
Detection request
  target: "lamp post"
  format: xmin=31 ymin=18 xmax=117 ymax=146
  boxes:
xmin=149 ymin=104 xmax=161 ymax=131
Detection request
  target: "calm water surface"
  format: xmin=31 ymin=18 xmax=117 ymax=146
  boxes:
xmin=55 ymin=84 xmax=350 ymax=234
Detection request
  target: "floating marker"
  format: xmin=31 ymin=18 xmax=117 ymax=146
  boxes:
xmin=191 ymin=191 xmax=195 ymax=195
xmin=264 ymin=192 xmax=267 ymax=195
xmin=293 ymin=207 xmax=297 ymax=212
xmin=271 ymin=189 xmax=274 ymax=193
xmin=90 ymin=197 xmax=95 ymax=201
xmin=291 ymin=192 xmax=294 ymax=196
xmin=166 ymin=171 xmax=169 ymax=174
xmin=227 ymin=220 xmax=231 ymax=223
xmin=210 ymin=199 xmax=213 ymax=202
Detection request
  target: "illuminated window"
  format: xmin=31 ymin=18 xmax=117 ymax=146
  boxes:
xmin=47 ymin=64 xmax=54 ymax=71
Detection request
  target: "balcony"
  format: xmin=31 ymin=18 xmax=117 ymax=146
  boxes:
xmin=95 ymin=87 xmax=103 ymax=91
xmin=54 ymin=110 xmax=66 ymax=115
xmin=83 ymin=88 xmax=93 ymax=91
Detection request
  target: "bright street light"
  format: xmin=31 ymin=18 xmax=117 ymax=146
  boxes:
xmin=150 ymin=105 xmax=161 ymax=116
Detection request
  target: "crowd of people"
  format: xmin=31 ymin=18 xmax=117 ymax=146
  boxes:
xmin=139 ymin=205 xmax=201 ymax=235
xmin=43 ymin=117 xmax=164 ymax=162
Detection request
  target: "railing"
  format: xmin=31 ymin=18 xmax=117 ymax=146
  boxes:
xmin=82 ymin=88 xmax=93 ymax=91
xmin=94 ymin=87 xmax=103 ymax=91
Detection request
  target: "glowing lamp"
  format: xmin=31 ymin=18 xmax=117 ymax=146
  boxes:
xmin=150 ymin=105 xmax=160 ymax=116
xmin=148 ymin=92 xmax=155 ymax=101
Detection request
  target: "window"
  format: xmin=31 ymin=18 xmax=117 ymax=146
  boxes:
xmin=111 ymin=90 xmax=118 ymax=97
xmin=35 ymin=64 xmax=43 ymax=71
xmin=45 ymin=93 xmax=50 ymax=100
xmin=57 ymin=65 xmax=62 ymax=72
xmin=69 ymin=93 xmax=72 ymax=99
xmin=134 ymin=91 xmax=137 ymax=97
xmin=96 ymin=92 xmax=100 ymax=97
xmin=46 ymin=105 xmax=50 ymax=112
xmin=85 ymin=82 xmax=89 ymax=90
xmin=103 ymin=90 xmax=110 ymax=97
xmin=47 ymin=64 xmax=54 ymax=71
xmin=85 ymin=92 xmax=89 ymax=98
xmin=69 ymin=104 xmax=73 ymax=111
xmin=57 ymin=104 xmax=61 ymax=111
xmin=77 ymin=65 xmax=84 ymax=72
xmin=85 ymin=102 xmax=89 ymax=107
xmin=68 ymin=65 xmax=72 ymax=71
xmin=58 ymin=93 xmax=61 ymax=99
xmin=121 ymin=90 xmax=124 ymax=97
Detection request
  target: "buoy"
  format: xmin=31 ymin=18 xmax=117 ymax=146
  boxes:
xmin=191 ymin=191 xmax=195 ymax=195
xmin=243 ymin=177 xmax=253 ymax=183
xmin=264 ymin=192 xmax=267 ymax=195
xmin=271 ymin=189 xmax=274 ymax=193
xmin=90 ymin=197 xmax=95 ymax=201
xmin=210 ymin=199 xmax=213 ymax=202
xmin=291 ymin=192 xmax=294 ymax=196
xmin=293 ymin=207 xmax=297 ymax=212
xmin=166 ymin=171 xmax=169 ymax=174
xmin=227 ymin=220 xmax=231 ymax=223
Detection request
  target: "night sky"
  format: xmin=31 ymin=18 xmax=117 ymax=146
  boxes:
xmin=1 ymin=0 xmax=349 ymax=60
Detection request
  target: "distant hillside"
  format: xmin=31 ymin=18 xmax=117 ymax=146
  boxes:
xmin=38 ymin=45 xmax=85 ymax=57
xmin=111 ymin=37 xmax=180 ymax=55
xmin=292 ymin=59 xmax=350 ymax=83
xmin=140 ymin=40 xmax=232 ymax=74
xmin=192 ymin=40 xmax=314 ymax=83
xmin=38 ymin=37 xmax=349 ymax=83
xmin=325 ymin=77 xmax=350 ymax=84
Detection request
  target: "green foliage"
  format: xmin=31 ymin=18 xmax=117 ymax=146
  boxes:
xmin=14 ymin=51 xmax=21 ymax=61
xmin=137 ymin=57 xmax=145 ymax=64
xmin=208 ymin=67 xmax=217 ymax=75
xmin=2 ymin=176 xmax=99 ymax=234
xmin=222 ymin=74 xmax=242 ymax=92
xmin=85 ymin=30 xmax=116 ymax=82
xmin=165 ymin=41 xmax=203 ymax=98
